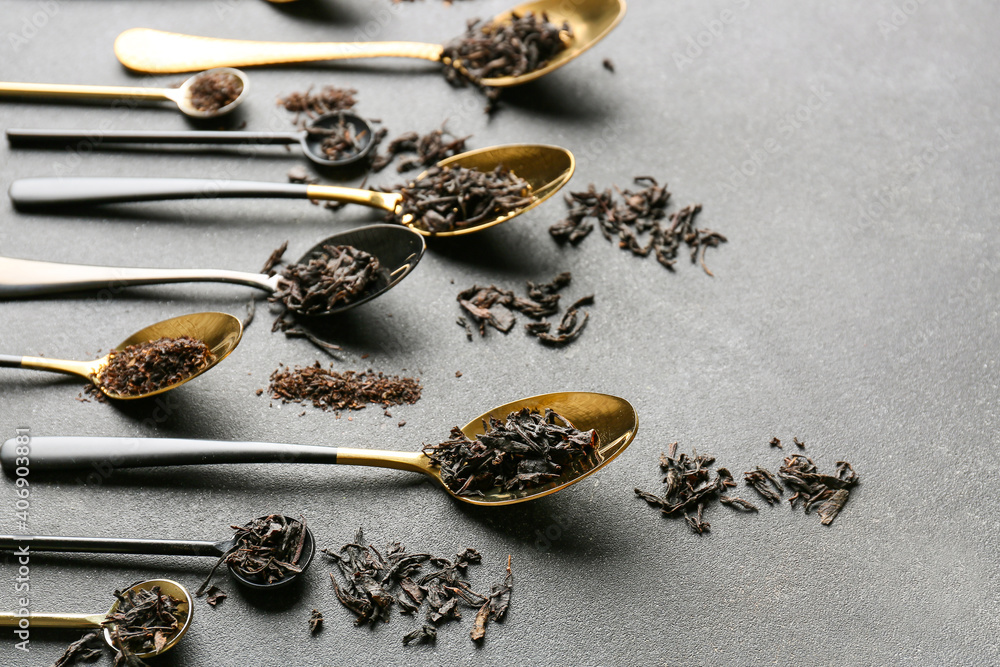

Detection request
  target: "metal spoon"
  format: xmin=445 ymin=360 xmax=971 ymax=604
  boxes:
xmin=8 ymin=144 xmax=575 ymax=238
xmin=0 ymin=312 xmax=242 ymax=400
xmin=0 ymin=225 xmax=424 ymax=313
xmin=0 ymin=392 xmax=638 ymax=507
xmin=0 ymin=68 xmax=249 ymax=119
xmin=0 ymin=579 xmax=192 ymax=659
xmin=8 ymin=111 xmax=376 ymax=168
xmin=113 ymin=0 xmax=627 ymax=87
xmin=0 ymin=515 xmax=315 ymax=591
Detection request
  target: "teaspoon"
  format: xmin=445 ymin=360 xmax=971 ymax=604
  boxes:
xmin=0 ymin=392 xmax=638 ymax=506
xmin=0 ymin=312 xmax=242 ymax=400
xmin=113 ymin=0 xmax=627 ymax=87
xmin=0 ymin=68 xmax=249 ymax=119
xmin=0 ymin=225 xmax=425 ymax=314
xmin=0 ymin=515 xmax=315 ymax=591
xmin=0 ymin=579 xmax=193 ymax=659
xmin=8 ymin=111 xmax=377 ymax=168
xmin=8 ymin=144 xmax=575 ymax=237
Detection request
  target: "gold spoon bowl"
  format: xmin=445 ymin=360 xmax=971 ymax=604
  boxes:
xmin=114 ymin=0 xmax=627 ymax=87
xmin=0 ymin=312 xmax=242 ymax=400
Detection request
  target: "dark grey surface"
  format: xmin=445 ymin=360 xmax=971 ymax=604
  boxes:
xmin=1 ymin=0 xmax=998 ymax=665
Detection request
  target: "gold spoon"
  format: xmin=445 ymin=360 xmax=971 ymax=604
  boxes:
xmin=113 ymin=0 xmax=627 ymax=86
xmin=0 ymin=68 xmax=250 ymax=120
xmin=0 ymin=312 xmax=242 ymax=400
xmin=9 ymin=144 xmax=575 ymax=238
xmin=0 ymin=579 xmax=193 ymax=659
xmin=0 ymin=392 xmax=638 ymax=506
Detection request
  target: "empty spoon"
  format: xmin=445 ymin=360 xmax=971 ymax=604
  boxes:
xmin=0 ymin=392 xmax=638 ymax=506
xmin=0 ymin=312 xmax=242 ymax=400
xmin=0 ymin=515 xmax=315 ymax=591
xmin=113 ymin=0 xmax=627 ymax=87
xmin=8 ymin=144 xmax=575 ymax=237
xmin=0 ymin=68 xmax=249 ymax=119
xmin=0 ymin=225 xmax=424 ymax=314
xmin=0 ymin=579 xmax=192 ymax=659
xmin=8 ymin=111 xmax=376 ymax=168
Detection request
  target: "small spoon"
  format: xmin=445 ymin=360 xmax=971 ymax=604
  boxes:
xmin=0 ymin=392 xmax=638 ymax=506
xmin=0 ymin=579 xmax=192 ymax=659
xmin=0 ymin=225 xmax=424 ymax=312
xmin=0 ymin=515 xmax=315 ymax=591
xmin=8 ymin=111 xmax=377 ymax=168
xmin=0 ymin=312 xmax=242 ymax=400
xmin=0 ymin=68 xmax=249 ymax=119
xmin=113 ymin=0 xmax=627 ymax=86
xmin=8 ymin=144 xmax=575 ymax=237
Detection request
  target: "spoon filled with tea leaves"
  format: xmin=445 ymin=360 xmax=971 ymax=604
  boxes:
xmin=0 ymin=225 xmax=424 ymax=317
xmin=114 ymin=0 xmax=626 ymax=88
xmin=0 ymin=392 xmax=638 ymax=506
xmin=0 ymin=311 xmax=241 ymax=400
xmin=0 ymin=515 xmax=315 ymax=591
xmin=9 ymin=144 xmax=575 ymax=237
xmin=0 ymin=579 xmax=192 ymax=660
xmin=8 ymin=111 xmax=376 ymax=168
xmin=0 ymin=68 xmax=249 ymax=119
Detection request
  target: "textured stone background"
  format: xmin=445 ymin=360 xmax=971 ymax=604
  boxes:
xmin=0 ymin=0 xmax=997 ymax=665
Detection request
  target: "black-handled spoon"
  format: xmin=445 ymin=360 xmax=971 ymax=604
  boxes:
xmin=0 ymin=514 xmax=315 ymax=590
xmin=7 ymin=111 xmax=375 ymax=168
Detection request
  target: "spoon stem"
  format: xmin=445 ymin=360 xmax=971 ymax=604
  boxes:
xmin=115 ymin=29 xmax=444 ymax=73
xmin=0 ymin=256 xmax=273 ymax=298
xmin=0 ymin=612 xmax=105 ymax=629
xmin=0 ymin=356 xmax=94 ymax=380
xmin=0 ymin=81 xmax=170 ymax=102
xmin=0 ymin=534 xmax=224 ymax=557
xmin=8 ymin=128 xmax=301 ymax=147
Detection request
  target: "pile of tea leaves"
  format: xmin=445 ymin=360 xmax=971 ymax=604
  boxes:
xmin=457 ymin=271 xmax=594 ymax=346
xmin=277 ymin=85 xmax=358 ymax=120
xmin=266 ymin=364 xmax=422 ymax=413
xmin=102 ymin=584 xmax=186 ymax=665
xmin=324 ymin=528 xmax=512 ymax=644
xmin=187 ymin=70 xmax=243 ymax=112
xmin=393 ymin=164 xmax=531 ymax=233
xmin=441 ymin=11 xmax=572 ymax=109
xmin=198 ymin=515 xmax=309 ymax=595
xmin=97 ymin=336 xmax=214 ymax=397
xmin=550 ymin=177 xmax=727 ymax=275
xmin=636 ymin=440 xmax=860 ymax=533
xmin=371 ymin=125 xmax=471 ymax=173
xmin=423 ymin=408 xmax=598 ymax=497
xmin=270 ymin=244 xmax=381 ymax=317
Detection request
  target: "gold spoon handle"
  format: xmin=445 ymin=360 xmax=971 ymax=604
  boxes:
xmin=0 ymin=436 xmax=430 ymax=475
xmin=0 ymin=612 xmax=105 ymax=628
xmin=0 ymin=81 xmax=171 ymax=102
xmin=115 ymin=28 xmax=445 ymax=73
xmin=0 ymin=355 xmax=95 ymax=380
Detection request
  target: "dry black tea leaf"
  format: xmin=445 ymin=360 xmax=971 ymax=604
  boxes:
xmin=325 ymin=529 xmax=512 ymax=644
xmin=370 ymin=125 xmax=471 ymax=173
xmin=188 ymin=70 xmax=243 ymax=112
xmin=778 ymin=455 xmax=859 ymax=525
xmin=635 ymin=442 xmax=756 ymax=534
xmin=743 ymin=467 xmax=783 ymax=505
xmin=199 ymin=585 xmax=227 ymax=607
xmin=769 ymin=437 xmax=782 ymax=449
xmin=267 ymin=364 xmax=421 ymax=412
xmin=394 ymin=165 xmax=531 ymax=234
xmin=441 ymin=12 xmax=572 ymax=110
xmin=53 ymin=631 xmax=104 ymax=666
xmin=422 ymin=408 xmax=598 ymax=497
xmin=551 ymin=177 xmax=726 ymax=275
xmin=309 ymin=609 xmax=324 ymax=635
xmin=102 ymin=584 xmax=185 ymax=664
xmin=198 ymin=515 xmax=309 ymax=594
xmin=96 ymin=337 xmax=214 ymax=397
xmin=271 ymin=245 xmax=381 ymax=317
xmin=277 ymin=86 xmax=358 ymax=120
